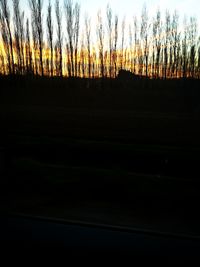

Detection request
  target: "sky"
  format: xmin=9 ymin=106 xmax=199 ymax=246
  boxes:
xmin=6 ymin=0 xmax=200 ymax=40
xmin=14 ymin=0 xmax=200 ymax=20
xmin=77 ymin=0 xmax=199 ymax=19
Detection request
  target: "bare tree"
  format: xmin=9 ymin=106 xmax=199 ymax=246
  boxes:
xmin=197 ymin=38 xmax=200 ymax=79
xmin=54 ymin=43 xmax=60 ymax=76
xmin=85 ymin=14 xmax=91 ymax=78
xmin=65 ymin=0 xmax=80 ymax=77
xmin=163 ymin=11 xmax=171 ymax=79
xmin=29 ymin=0 xmax=44 ymax=76
xmin=92 ymin=49 xmax=96 ymax=78
xmin=182 ymin=16 xmax=189 ymax=78
xmin=152 ymin=16 xmax=156 ymax=77
xmin=74 ymin=2 xmax=80 ymax=77
xmin=154 ymin=9 xmax=162 ymax=78
xmin=113 ymin=14 xmax=118 ymax=77
xmin=25 ymin=18 xmax=33 ymax=74
xmin=133 ymin=16 xmax=138 ymax=74
xmin=140 ymin=4 xmax=149 ymax=77
xmin=0 ymin=47 xmax=5 ymax=74
xmin=13 ymin=0 xmax=20 ymax=73
xmin=0 ymin=10 xmax=10 ymax=74
xmin=1 ymin=2 xmax=200 ymax=80
xmin=19 ymin=9 xmax=25 ymax=73
xmin=13 ymin=0 xmax=25 ymax=74
xmin=129 ymin=24 xmax=133 ymax=72
xmin=188 ymin=16 xmax=197 ymax=78
xmin=176 ymin=31 xmax=181 ymax=78
xmin=96 ymin=10 xmax=104 ymax=78
xmin=66 ymin=43 xmax=71 ymax=77
xmin=0 ymin=0 xmax=14 ymax=74
xmin=120 ymin=16 xmax=125 ymax=70
xmin=106 ymin=4 xmax=113 ymax=77
xmin=80 ymin=32 xmax=85 ymax=77
xmin=55 ymin=0 xmax=63 ymax=76
xmin=171 ymin=11 xmax=179 ymax=77
xmin=47 ymin=0 xmax=53 ymax=76
xmin=31 ymin=15 xmax=38 ymax=75
xmin=65 ymin=0 xmax=74 ymax=77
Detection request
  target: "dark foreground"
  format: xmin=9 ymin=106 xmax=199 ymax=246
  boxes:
xmin=1 ymin=76 xmax=200 ymax=238
xmin=1 ymin=214 xmax=200 ymax=263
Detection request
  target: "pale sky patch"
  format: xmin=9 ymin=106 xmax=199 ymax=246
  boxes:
xmin=4 ymin=0 xmax=200 ymax=43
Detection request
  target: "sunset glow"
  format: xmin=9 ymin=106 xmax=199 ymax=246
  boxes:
xmin=0 ymin=0 xmax=200 ymax=78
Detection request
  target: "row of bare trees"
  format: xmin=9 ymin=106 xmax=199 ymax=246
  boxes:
xmin=0 ymin=0 xmax=200 ymax=79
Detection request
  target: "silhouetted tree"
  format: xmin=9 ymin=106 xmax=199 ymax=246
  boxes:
xmin=54 ymin=43 xmax=60 ymax=76
xmin=44 ymin=46 xmax=50 ymax=76
xmin=80 ymin=33 xmax=85 ymax=77
xmin=197 ymin=38 xmax=200 ymax=79
xmin=171 ymin=11 xmax=179 ymax=77
xmin=47 ymin=0 xmax=54 ymax=76
xmin=0 ymin=47 xmax=5 ymax=74
xmin=19 ymin=7 xmax=25 ymax=73
xmin=96 ymin=10 xmax=104 ymax=78
xmin=65 ymin=0 xmax=80 ymax=77
xmin=164 ymin=11 xmax=171 ymax=79
xmin=55 ymin=0 xmax=63 ymax=76
xmin=182 ymin=16 xmax=189 ymax=78
xmin=85 ymin=14 xmax=91 ymax=78
xmin=74 ymin=2 xmax=80 ymax=77
xmin=13 ymin=0 xmax=25 ymax=74
xmin=106 ymin=4 xmax=113 ymax=77
xmin=0 ymin=0 xmax=14 ymax=74
xmin=29 ymin=0 xmax=44 ymax=76
xmin=129 ymin=24 xmax=133 ymax=72
xmin=154 ymin=9 xmax=162 ymax=78
xmin=25 ymin=18 xmax=33 ymax=74
xmin=113 ymin=14 xmax=118 ymax=77
xmin=0 ymin=1 xmax=200 ymax=79
xmin=120 ymin=16 xmax=125 ymax=70
xmin=66 ymin=43 xmax=71 ymax=76
xmin=0 ymin=9 xmax=11 ymax=74
xmin=140 ymin=4 xmax=149 ymax=77
xmin=188 ymin=17 xmax=197 ymax=78
xmin=31 ymin=15 xmax=38 ymax=75
xmin=92 ymin=48 xmax=97 ymax=78
xmin=176 ymin=30 xmax=181 ymax=78
xmin=133 ymin=16 xmax=138 ymax=74
xmin=65 ymin=0 xmax=74 ymax=76
xmin=152 ymin=16 xmax=156 ymax=77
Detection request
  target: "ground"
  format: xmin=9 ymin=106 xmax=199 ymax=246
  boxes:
xmin=1 ymin=76 xmax=200 ymax=236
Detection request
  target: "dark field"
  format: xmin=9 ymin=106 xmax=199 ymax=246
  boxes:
xmin=1 ymin=75 xmax=200 ymax=236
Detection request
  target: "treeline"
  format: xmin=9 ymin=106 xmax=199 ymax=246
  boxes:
xmin=0 ymin=0 xmax=200 ymax=79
